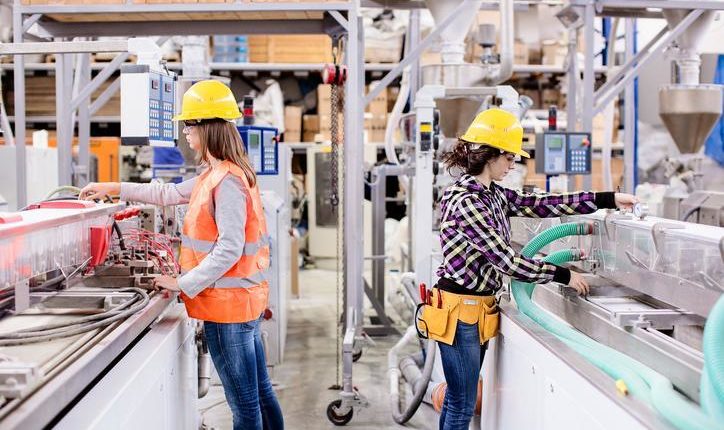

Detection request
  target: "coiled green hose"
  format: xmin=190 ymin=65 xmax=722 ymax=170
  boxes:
xmin=702 ymin=294 xmax=724 ymax=420
xmin=511 ymin=222 xmax=722 ymax=430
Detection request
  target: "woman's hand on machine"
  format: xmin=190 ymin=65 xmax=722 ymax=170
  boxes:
xmin=614 ymin=193 xmax=638 ymax=211
xmin=568 ymin=271 xmax=589 ymax=296
xmin=79 ymin=182 xmax=121 ymax=201
xmin=153 ymin=275 xmax=180 ymax=292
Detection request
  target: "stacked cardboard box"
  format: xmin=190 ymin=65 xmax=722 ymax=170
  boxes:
xmin=284 ymin=106 xmax=302 ymax=143
xmin=5 ymin=76 xmax=120 ymax=117
xmin=365 ymin=84 xmax=388 ymax=143
xmin=248 ymin=35 xmax=332 ymax=63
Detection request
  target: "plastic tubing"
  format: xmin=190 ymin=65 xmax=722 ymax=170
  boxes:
xmin=512 ymin=223 xmax=720 ymax=430
xmin=702 ymin=294 xmax=724 ymax=410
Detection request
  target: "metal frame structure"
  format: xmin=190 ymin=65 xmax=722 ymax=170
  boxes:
xmin=8 ymin=0 xmax=353 ymax=209
xmin=565 ymin=0 xmax=724 ymax=193
xmin=7 ymin=0 xmax=367 ymax=421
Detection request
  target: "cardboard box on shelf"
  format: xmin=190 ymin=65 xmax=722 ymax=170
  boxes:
xmin=591 ymin=108 xmax=620 ymax=148
xmin=514 ymin=40 xmax=528 ymax=64
xmin=365 ymin=84 xmax=388 ymax=117
xmin=248 ymin=35 xmax=332 ymax=63
xmin=5 ymin=76 xmax=120 ymax=117
xmin=318 ymin=84 xmax=331 ymax=115
xmin=541 ymin=89 xmax=561 ymax=109
xmin=365 ymin=114 xmax=387 ymax=143
xmin=542 ymin=39 xmax=567 ymax=67
xmin=284 ymin=106 xmax=302 ymax=143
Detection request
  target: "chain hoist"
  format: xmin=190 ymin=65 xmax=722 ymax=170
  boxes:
xmin=323 ymin=36 xmax=347 ymax=390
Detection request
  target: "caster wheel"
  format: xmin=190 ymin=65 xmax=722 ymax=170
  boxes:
xmin=326 ymin=399 xmax=353 ymax=426
xmin=352 ymin=349 xmax=362 ymax=362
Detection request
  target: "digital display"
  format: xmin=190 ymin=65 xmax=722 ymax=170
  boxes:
xmin=151 ymin=79 xmax=159 ymax=90
xmin=546 ymin=135 xmax=564 ymax=149
xmin=164 ymin=82 xmax=173 ymax=93
xmin=249 ymin=134 xmax=260 ymax=149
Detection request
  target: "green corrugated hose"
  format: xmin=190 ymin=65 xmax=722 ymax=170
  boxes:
xmin=702 ymin=294 xmax=724 ymax=421
xmin=511 ymin=222 xmax=722 ymax=430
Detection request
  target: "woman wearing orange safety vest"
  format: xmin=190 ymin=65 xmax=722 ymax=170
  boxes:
xmin=80 ymin=80 xmax=284 ymax=430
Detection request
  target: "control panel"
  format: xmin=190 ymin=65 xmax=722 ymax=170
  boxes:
xmin=535 ymin=132 xmax=592 ymax=175
xmin=237 ymin=125 xmax=279 ymax=175
xmin=120 ymin=65 xmax=177 ymax=147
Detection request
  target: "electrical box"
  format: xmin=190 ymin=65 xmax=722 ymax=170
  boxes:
xmin=237 ymin=125 xmax=279 ymax=175
xmin=120 ymin=65 xmax=178 ymax=147
xmin=535 ymin=132 xmax=592 ymax=175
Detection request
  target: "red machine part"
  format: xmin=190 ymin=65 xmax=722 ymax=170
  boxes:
xmin=89 ymin=225 xmax=112 ymax=267
xmin=36 ymin=200 xmax=95 ymax=210
xmin=0 ymin=213 xmax=23 ymax=224
xmin=263 ymin=308 xmax=273 ymax=321
xmin=113 ymin=207 xmax=141 ymax=221
xmin=322 ymin=64 xmax=348 ymax=85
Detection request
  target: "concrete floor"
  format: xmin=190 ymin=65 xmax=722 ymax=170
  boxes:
xmin=199 ymin=268 xmax=441 ymax=430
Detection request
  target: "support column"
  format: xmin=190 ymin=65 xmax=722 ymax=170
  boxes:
xmin=624 ymin=18 xmax=636 ymax=193
xmin=582 ymin=2 xmax=595 ymax=190
xmin=77 ymin=52 xmax=91 ymax=186
xmin=56 ymin=51 xmax=73 ymax=187
xmin=13 ymin=9 xmax=27 ymax=209
xmin=343 ymin=5 xmax=364 ymax=332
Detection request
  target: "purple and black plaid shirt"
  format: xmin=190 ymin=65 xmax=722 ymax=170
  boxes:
xmin=436 ymin=174 xmax=600 ymax=295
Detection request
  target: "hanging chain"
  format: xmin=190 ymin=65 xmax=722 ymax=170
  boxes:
xmin=329 ymin=36 xmax=345 ymax=390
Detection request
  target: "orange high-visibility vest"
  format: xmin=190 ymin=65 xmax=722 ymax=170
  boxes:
xmin=178 ymin=160 xmax=270 ymax=323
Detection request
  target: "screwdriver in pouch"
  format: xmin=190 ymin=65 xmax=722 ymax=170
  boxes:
xmin=419 ymin=283 xmax=427 ymax=305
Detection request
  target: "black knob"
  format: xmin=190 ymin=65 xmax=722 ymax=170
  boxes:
xmin=433 ymin=134 xmax=440 ymax=151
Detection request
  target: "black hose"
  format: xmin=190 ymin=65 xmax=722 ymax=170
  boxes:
xmin=112 ymin=220 xmax=127 ymax=250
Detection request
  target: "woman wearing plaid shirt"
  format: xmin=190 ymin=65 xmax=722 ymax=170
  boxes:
xmin=434 ymin=108 xmax=637 ymax=430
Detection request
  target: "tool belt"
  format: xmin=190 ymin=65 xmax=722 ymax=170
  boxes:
xmin=416 ymin=288 xmax=499 ymax=346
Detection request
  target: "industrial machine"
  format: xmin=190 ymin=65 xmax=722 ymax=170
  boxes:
xmin=238 ymin=125 xmax=279 ymax=176
xmin=0 ymin=200 xmax=199 ymax=429
xmin=120 ymin=64 xmax=178 ymax=148
xmin=535 ymin=131 xmax=593 ymax=176
xmin=376 ymin=1 xmax=724 ymax=430
xmin=235 ymin=124 xmax=291 ymax=368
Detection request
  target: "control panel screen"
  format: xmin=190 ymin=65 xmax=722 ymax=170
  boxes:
xmin=249 ymin=133 xmax=260 ymax=150
xmin=538 ymin=132 xmax=591 ymax=176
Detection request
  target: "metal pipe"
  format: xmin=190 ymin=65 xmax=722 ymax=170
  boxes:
xmin=493 ymin=0 xmax=514 ymax=83
xmin=594 ymin=9 xmax=705 ymax=115
xmin=363 ymin=0 xmax=472 ymax=107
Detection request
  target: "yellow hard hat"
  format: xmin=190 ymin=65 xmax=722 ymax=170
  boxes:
xmin=172 ymin=80 xmax=242 ymax=122
xmin=459 ymin=108 xmax=529 ymax=158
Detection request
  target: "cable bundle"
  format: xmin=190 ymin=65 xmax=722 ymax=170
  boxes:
xmin=122 ymin=229 xmax=180 ymax=276
xmin=0 ymin=288 xmax=150 ymax=347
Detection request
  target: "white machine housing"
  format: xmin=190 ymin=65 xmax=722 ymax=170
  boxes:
xmin=258 ymin=146 xmax=292 ymax=367
xmin=120 ymin=64 xmax=178 ymax=147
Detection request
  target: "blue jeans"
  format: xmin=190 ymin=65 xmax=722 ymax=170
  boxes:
xmin=438 ymin=321 xmax=487 ymax=430
xmin=205 ymin=316 xmax=284 ymax=430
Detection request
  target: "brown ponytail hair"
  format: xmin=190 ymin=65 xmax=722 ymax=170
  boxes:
xmin=196 ymin=119 xmax=257 ymax=187
xmin=440 ymin=139 xmax=504 ymax=176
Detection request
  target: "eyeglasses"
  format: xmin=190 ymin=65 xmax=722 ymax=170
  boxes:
xmin=182 ymin=120 xmax=202 ymax=134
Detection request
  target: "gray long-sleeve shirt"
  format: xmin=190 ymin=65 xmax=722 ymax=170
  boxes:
xmin=120 ymin=175 xmax=247 ymax=298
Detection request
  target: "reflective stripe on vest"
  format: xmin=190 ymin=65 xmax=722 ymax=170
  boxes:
xmin=213 ymin=268 xmax=270 ymax=288
xmin=179 ymin=266 xmax=270 ymax=288
xmin=181 ymin=233 xmax=271 ymax=256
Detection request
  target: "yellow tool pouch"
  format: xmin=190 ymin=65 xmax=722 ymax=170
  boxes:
xmin=416 ymin=289 xmax=499 ymax=346
xmin=478 ymin=300 xmax=500 ymax=344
